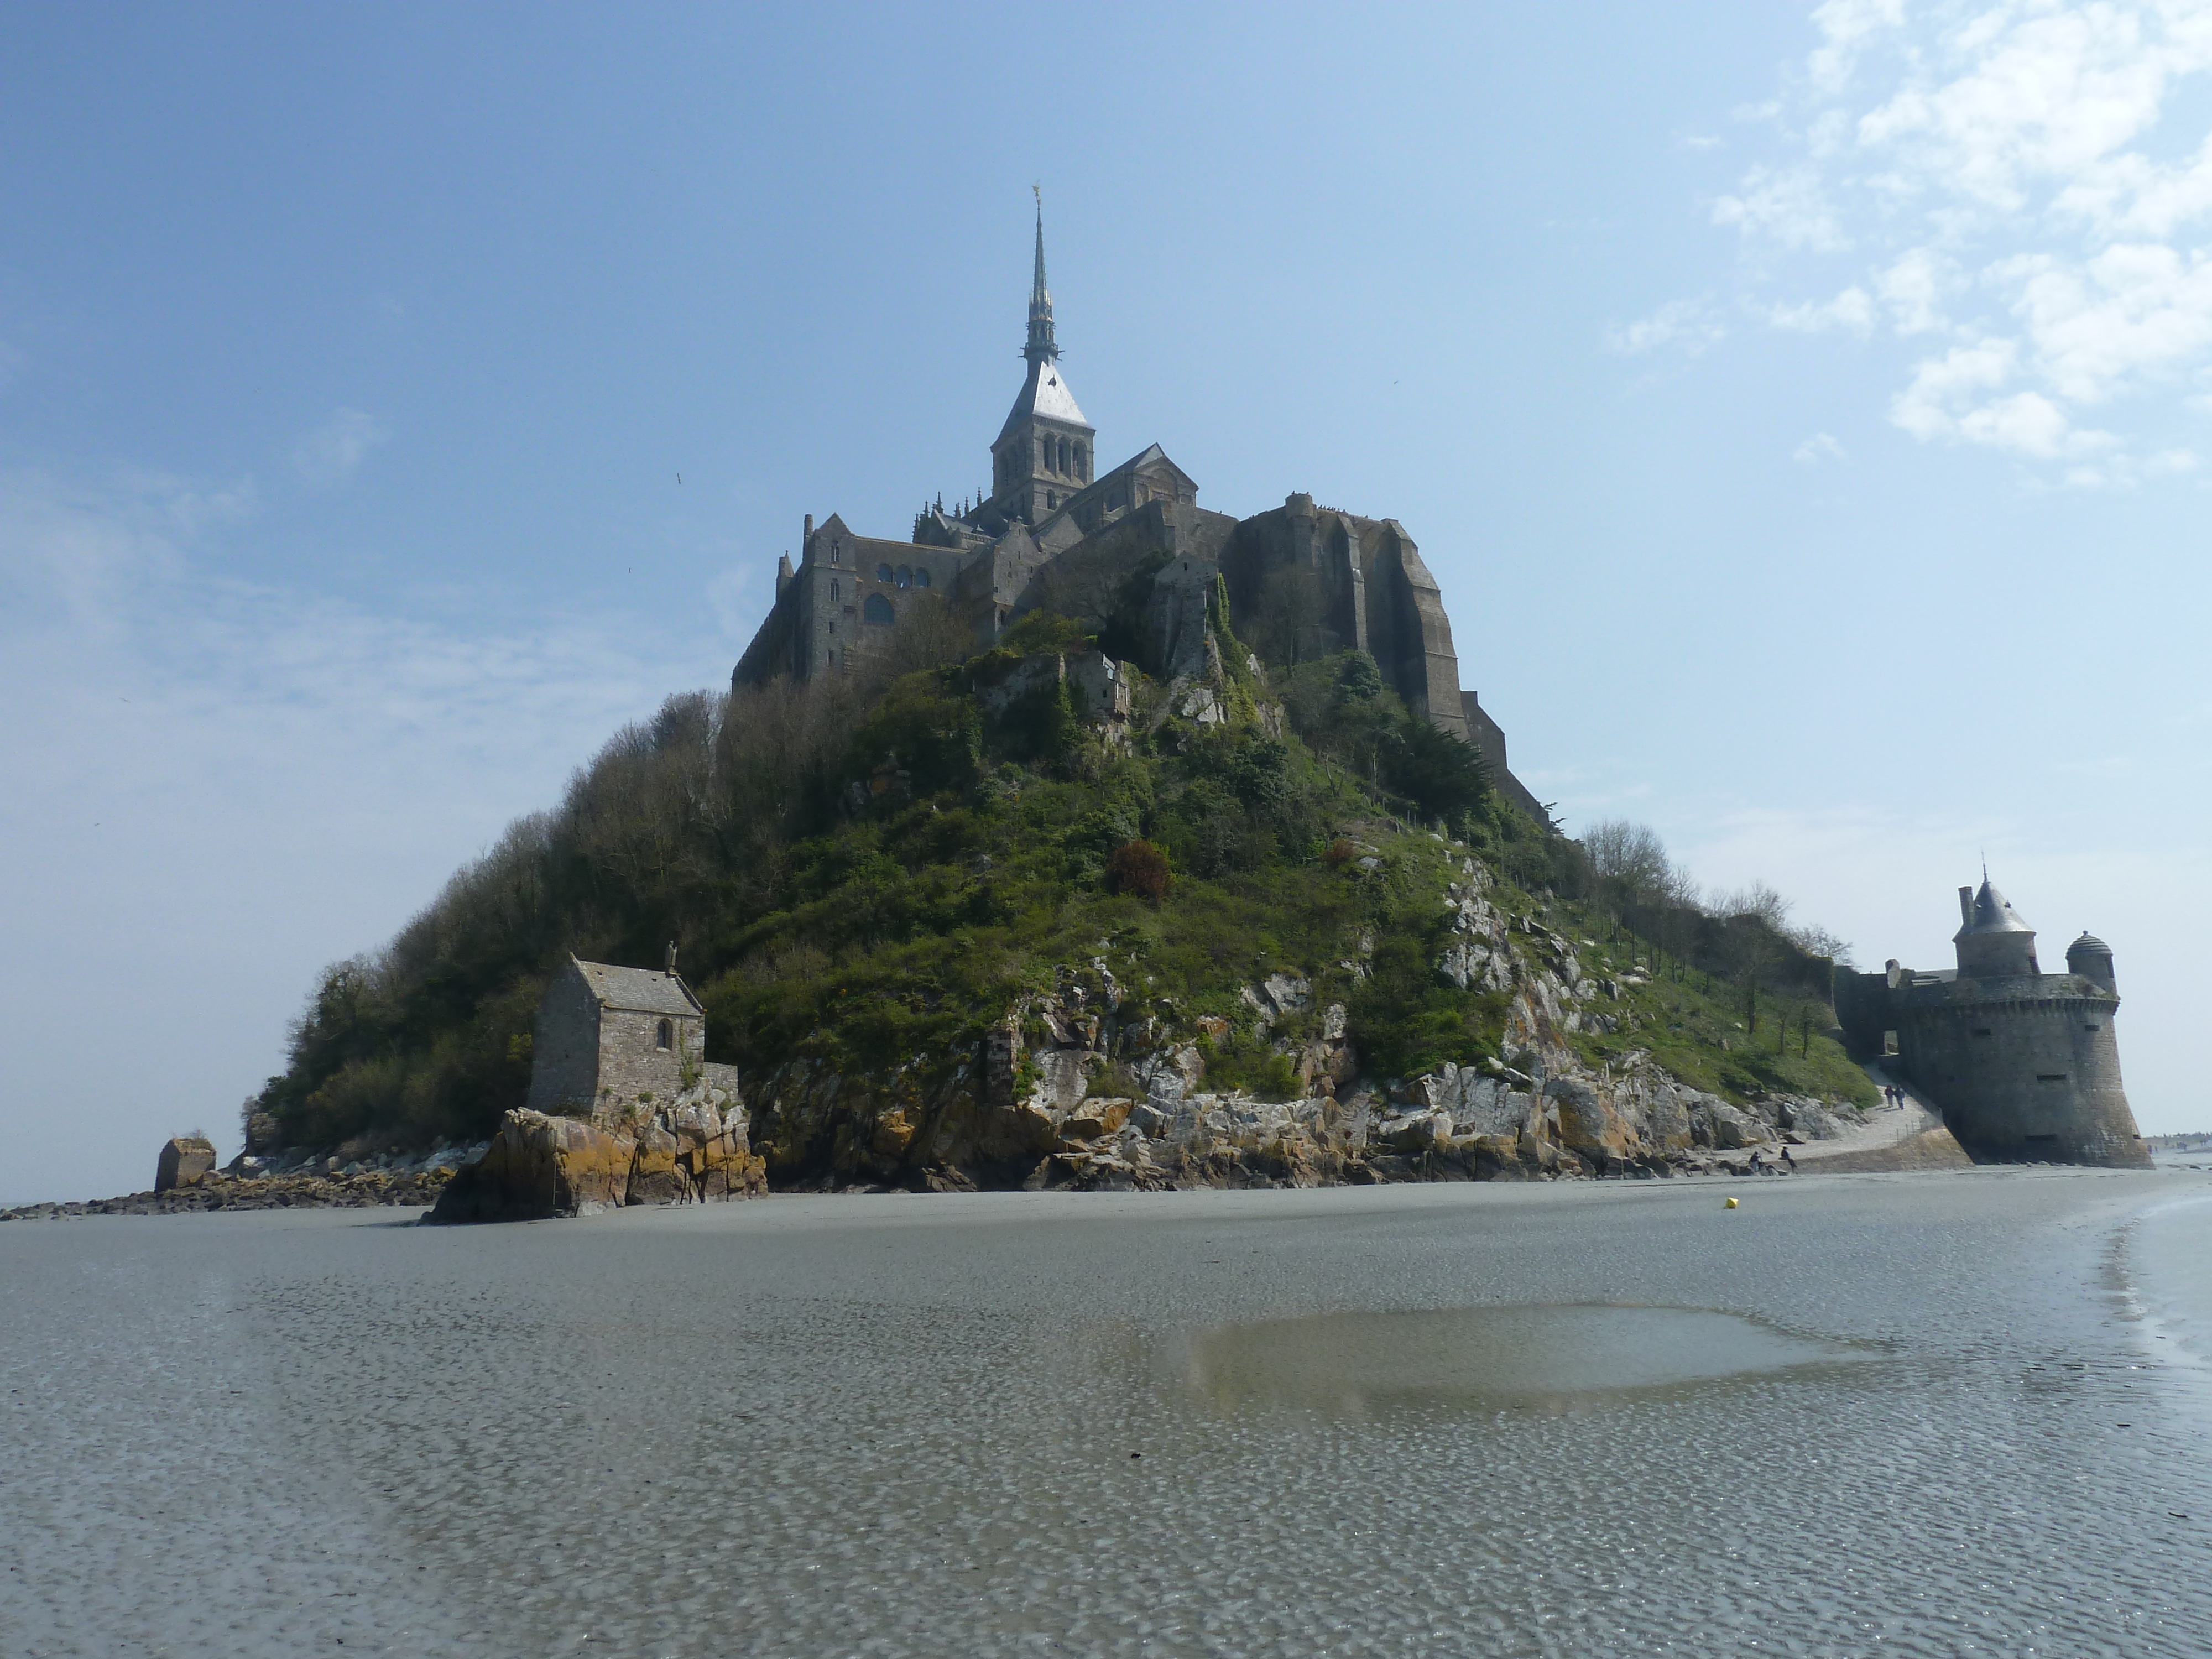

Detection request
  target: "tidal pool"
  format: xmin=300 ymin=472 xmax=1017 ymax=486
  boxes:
xmin=1184 ymin=1302 xmax=1876 ymax=1413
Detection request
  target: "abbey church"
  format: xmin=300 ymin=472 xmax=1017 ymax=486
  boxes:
xmin=733 ymin=208 xmax=1547 ymax=823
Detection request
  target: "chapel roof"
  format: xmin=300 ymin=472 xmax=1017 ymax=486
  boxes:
xmin=571 ymin=957 xmax=702 ymax=1017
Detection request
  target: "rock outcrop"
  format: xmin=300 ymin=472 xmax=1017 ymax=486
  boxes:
xmin=426 ymin=1086 xmax=765 ymax=1224
xmin=154 ymin=1136 xmax=217 ymax=1193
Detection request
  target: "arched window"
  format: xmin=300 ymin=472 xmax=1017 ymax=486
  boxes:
xmin=831 ymin=540 xmax=841 ymax=565
xmin=1060 ymin=438 xmax=1072 ymax=473
xmin=864 ymin=592 xmax=895 ymax=626
xmin=1074 ymin=442 xmax=1087 ymax=479
xmin=877 ymin=563 xmax=894 ymax=583
xmin=655 ymin=1018 xmax=673 ymax=1051
xmin=830 ymin=579 xmax=839 ymax=600
xmin=914 ymin=567 xmax=931 ymax=589
xmin=896 ymin=565 xmax=912 ymax=588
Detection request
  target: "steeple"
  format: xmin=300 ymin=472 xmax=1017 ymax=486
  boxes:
xmin=1025 ymin=189 xmax=1058 ymax=367
xmin=991 ymin=189 xmax=1093 ymax=526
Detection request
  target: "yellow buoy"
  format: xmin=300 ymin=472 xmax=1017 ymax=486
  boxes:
xmin=1724 ymin=1196 xmax=1739 ymax=1209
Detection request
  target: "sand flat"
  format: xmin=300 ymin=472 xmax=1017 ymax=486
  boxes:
xmin=6 ymin=1169 xmax=2212 ymax=1656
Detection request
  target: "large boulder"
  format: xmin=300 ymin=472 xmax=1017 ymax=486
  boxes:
xmin=154 ymin=1136 xmax=217 ymax=1193
xmin=427 ymin=1091 xmax=764 ymax=1224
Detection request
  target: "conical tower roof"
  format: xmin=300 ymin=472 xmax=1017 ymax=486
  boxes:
xmin=1955 ymin=877 xmax=2034 ymax=940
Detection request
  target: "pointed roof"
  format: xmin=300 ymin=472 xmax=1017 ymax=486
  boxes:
xmin=1025 ymin=194 xmax=1058 ymax=367
xmin=1954 ymin=877 xmax=2034 ymax=940
xmin=997 ymin=357 xmax=1089 ymax=440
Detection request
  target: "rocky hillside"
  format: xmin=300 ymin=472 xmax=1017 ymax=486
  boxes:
xmin=244 ymin=602 xmax=1872 ymax=1196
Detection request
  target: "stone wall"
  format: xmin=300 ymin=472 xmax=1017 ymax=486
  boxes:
xmin=1224 ymin=498 xmax=1468 ymax=739
xmin=1896 ymin=978 xmax=2148 ymax=1166
xmin=594 ymin=1004 xmax=702 ymax=1110
xmin=524 ymin=963 xmax=602 ymax=1114
xmin=1833 ymin=964 xmax=2150 ymax=1168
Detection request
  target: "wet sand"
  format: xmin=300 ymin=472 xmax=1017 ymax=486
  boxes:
xmin=6 ymin=1168 xmax=2212 ymax=1657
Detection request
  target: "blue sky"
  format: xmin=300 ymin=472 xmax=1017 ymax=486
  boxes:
xmin=6 ymin=2 xmax=2210 ymax=1200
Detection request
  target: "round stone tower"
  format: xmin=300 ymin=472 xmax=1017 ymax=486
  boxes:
xmin=2066 ymin=931 xmax=2116 ymax=992
xmin=1898 ymin=880 xmax=2149 ymax=1167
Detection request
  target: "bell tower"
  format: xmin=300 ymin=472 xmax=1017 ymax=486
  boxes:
xmin=991 ymin=194 xmax=1095 ymax=525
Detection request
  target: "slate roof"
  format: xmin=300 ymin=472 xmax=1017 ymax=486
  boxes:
xmin=1956 ymin=878 xmax=2034 ymax=938
xmin=571 ymin=957 xmax=702 ymax=1016
xmin=997 ymin=358 xmax=1091 ymax=442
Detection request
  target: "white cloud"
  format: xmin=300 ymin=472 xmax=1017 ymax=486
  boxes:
xmin=1875 ymin=247 xmax=1962 ymax=332
xmin=1888 ymin=336 xmax=2122 ymax=457
xmin=1709 ymin=1 xmax=2212 ymax=475
xmin=1712 ymin=163 xmax=1850 ymax=250
xmin=1794 ymin=431 xmax=1848 ymax=461
xmin=1606 ymin=298 xmax=1726 ymax=354
xmin=1807 ymin=0 xmax=1907 ymax=94
xmin=291 ymin=406 xmax=387 ymax=484
xmin=1768 ymin=285 xmax=1876 ymax=331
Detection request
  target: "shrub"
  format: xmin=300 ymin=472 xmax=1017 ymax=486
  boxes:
xmin=1105 ymin=838 xmax=1172 ymax=900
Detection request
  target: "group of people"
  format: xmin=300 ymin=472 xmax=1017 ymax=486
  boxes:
xmin=1882 ymin=1083 xmax=1910 ymax=1109
xmin=1745 ymin=1146 xmax=1796 ymax=1173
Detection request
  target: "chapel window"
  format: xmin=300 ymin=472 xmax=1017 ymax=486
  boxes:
xmin=898 ymin=566 xmax=912 ymax=588
xmin=914 ymin=567 xmax=930 ymax=589
xmin=655 ymin=1019 xmax=673 ymax=1051
xmin=877 ymin=563 xmax=895 ymax=583
xmin=831 ymin=540 xmax=841 ymax=565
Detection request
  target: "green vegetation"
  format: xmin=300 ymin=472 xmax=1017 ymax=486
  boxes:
xmin=249 ymin=606 xmax=1870 ymax=1157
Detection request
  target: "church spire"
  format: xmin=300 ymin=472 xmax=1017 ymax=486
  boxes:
xmin=1025 ymin=187 xmax=1058 ymax=366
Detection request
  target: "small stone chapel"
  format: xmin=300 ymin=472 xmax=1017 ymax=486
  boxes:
xmin=525 ymin=952 xmax=738 ymax=1117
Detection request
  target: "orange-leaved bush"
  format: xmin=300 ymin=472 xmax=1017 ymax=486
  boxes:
xmin=1105 ymin=838 xmax=1172 ymax=900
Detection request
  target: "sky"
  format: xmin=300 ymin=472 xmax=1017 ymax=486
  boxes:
xmin=4 ymin=2 xmax=2210 ymax=1203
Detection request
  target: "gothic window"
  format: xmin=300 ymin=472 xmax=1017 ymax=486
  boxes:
xmin=877 ymin=563 xmax=894 ymax=583
xmin=864 ymin=593 xmax=895 ymax=626
xmin=831 ymin=540 xmax=841 ymax=565
xmin=914 ymin=567 xmax=931 ymax=589
xmin=655 ymin=1019 xmax=673 ymax=1051
xmin=897 ymin=565 xmax=912 ymax=588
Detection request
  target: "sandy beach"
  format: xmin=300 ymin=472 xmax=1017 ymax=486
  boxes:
xmin=7 ymin=1167 xmax=2212 ymax=1657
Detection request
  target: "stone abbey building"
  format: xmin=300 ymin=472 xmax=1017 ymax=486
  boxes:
xmin=1835 ymin=877 xmax=2150 ymax=1167
xmin=732 ymin=207 xmax=1547 ymax=824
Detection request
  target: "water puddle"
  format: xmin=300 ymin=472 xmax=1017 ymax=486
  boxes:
xmin=1183 ymin=1303 xmax=1876 ymax=1415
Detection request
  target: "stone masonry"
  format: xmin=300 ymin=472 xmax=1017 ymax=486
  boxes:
xmin=729 ymin=202 xmax=1550 ymax=826
xmin=1834 ymin=877 xmax=2150 ymax=1168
